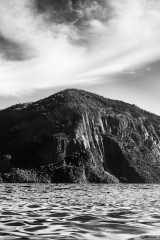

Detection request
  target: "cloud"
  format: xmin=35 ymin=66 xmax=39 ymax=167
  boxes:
xmin=0 ymin=0 xmax=160 ymax=96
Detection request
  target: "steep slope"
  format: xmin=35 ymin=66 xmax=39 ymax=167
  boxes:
xmin=0 ymin=89 xmax=160 ymax=183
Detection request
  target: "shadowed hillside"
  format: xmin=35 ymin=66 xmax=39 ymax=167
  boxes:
xmin=0 ymin=89 xmax=160 ymax=183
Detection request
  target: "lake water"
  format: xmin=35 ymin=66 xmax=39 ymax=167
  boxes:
xmin=0 ymin=184 xmax=160 ymax=240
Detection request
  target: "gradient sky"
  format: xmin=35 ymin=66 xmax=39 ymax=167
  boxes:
xmin=0 ymin=0 xmax=160 ymax=115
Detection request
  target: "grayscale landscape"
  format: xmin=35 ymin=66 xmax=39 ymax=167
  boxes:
xmin=0 ymin=0 xmax=160 ymax=239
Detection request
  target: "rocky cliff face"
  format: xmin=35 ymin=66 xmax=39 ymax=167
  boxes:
xmin=0 ymin=89 xmax=160 ymax=183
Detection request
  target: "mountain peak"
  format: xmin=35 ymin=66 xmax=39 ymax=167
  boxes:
xmin=0 ymin=89 xmax=160 ymax=183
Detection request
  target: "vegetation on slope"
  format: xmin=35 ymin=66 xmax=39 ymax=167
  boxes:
xmin=0 ymin=149 xmax=117 ymax=183
xmin=0 ymin=89 xmax=160 ymax=183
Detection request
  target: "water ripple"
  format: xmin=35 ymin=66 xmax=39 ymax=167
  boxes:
xmin=0 ymin=184 xmax=160 ymax=239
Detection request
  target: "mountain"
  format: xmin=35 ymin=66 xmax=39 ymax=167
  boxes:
xmin=0 ymin=89 xmax=160 ymax=183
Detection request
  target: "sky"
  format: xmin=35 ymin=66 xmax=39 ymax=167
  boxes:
xmin=0 ymin=0 xmax=160 ymax=115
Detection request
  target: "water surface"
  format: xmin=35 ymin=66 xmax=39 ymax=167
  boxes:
xmin=0 ymin=184 xmax=160 ymax=240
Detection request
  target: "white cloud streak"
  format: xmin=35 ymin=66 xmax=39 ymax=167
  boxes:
xmin=0 ymin=0 xmax=160 ymax=96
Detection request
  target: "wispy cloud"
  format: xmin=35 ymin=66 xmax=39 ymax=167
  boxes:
xmin=0 ymin=0 xmax=160 ymax=96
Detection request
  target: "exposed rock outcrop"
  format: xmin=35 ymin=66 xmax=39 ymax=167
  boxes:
xmin=0 ymin=89 xmax=160 ymax=183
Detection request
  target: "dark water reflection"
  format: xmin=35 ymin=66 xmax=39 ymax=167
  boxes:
xmin=0 ymin=184 xmax=160 ymax=240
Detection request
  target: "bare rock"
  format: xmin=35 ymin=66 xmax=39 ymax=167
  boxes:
xmin=0 ymin=89 xmax=160 ymax=182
